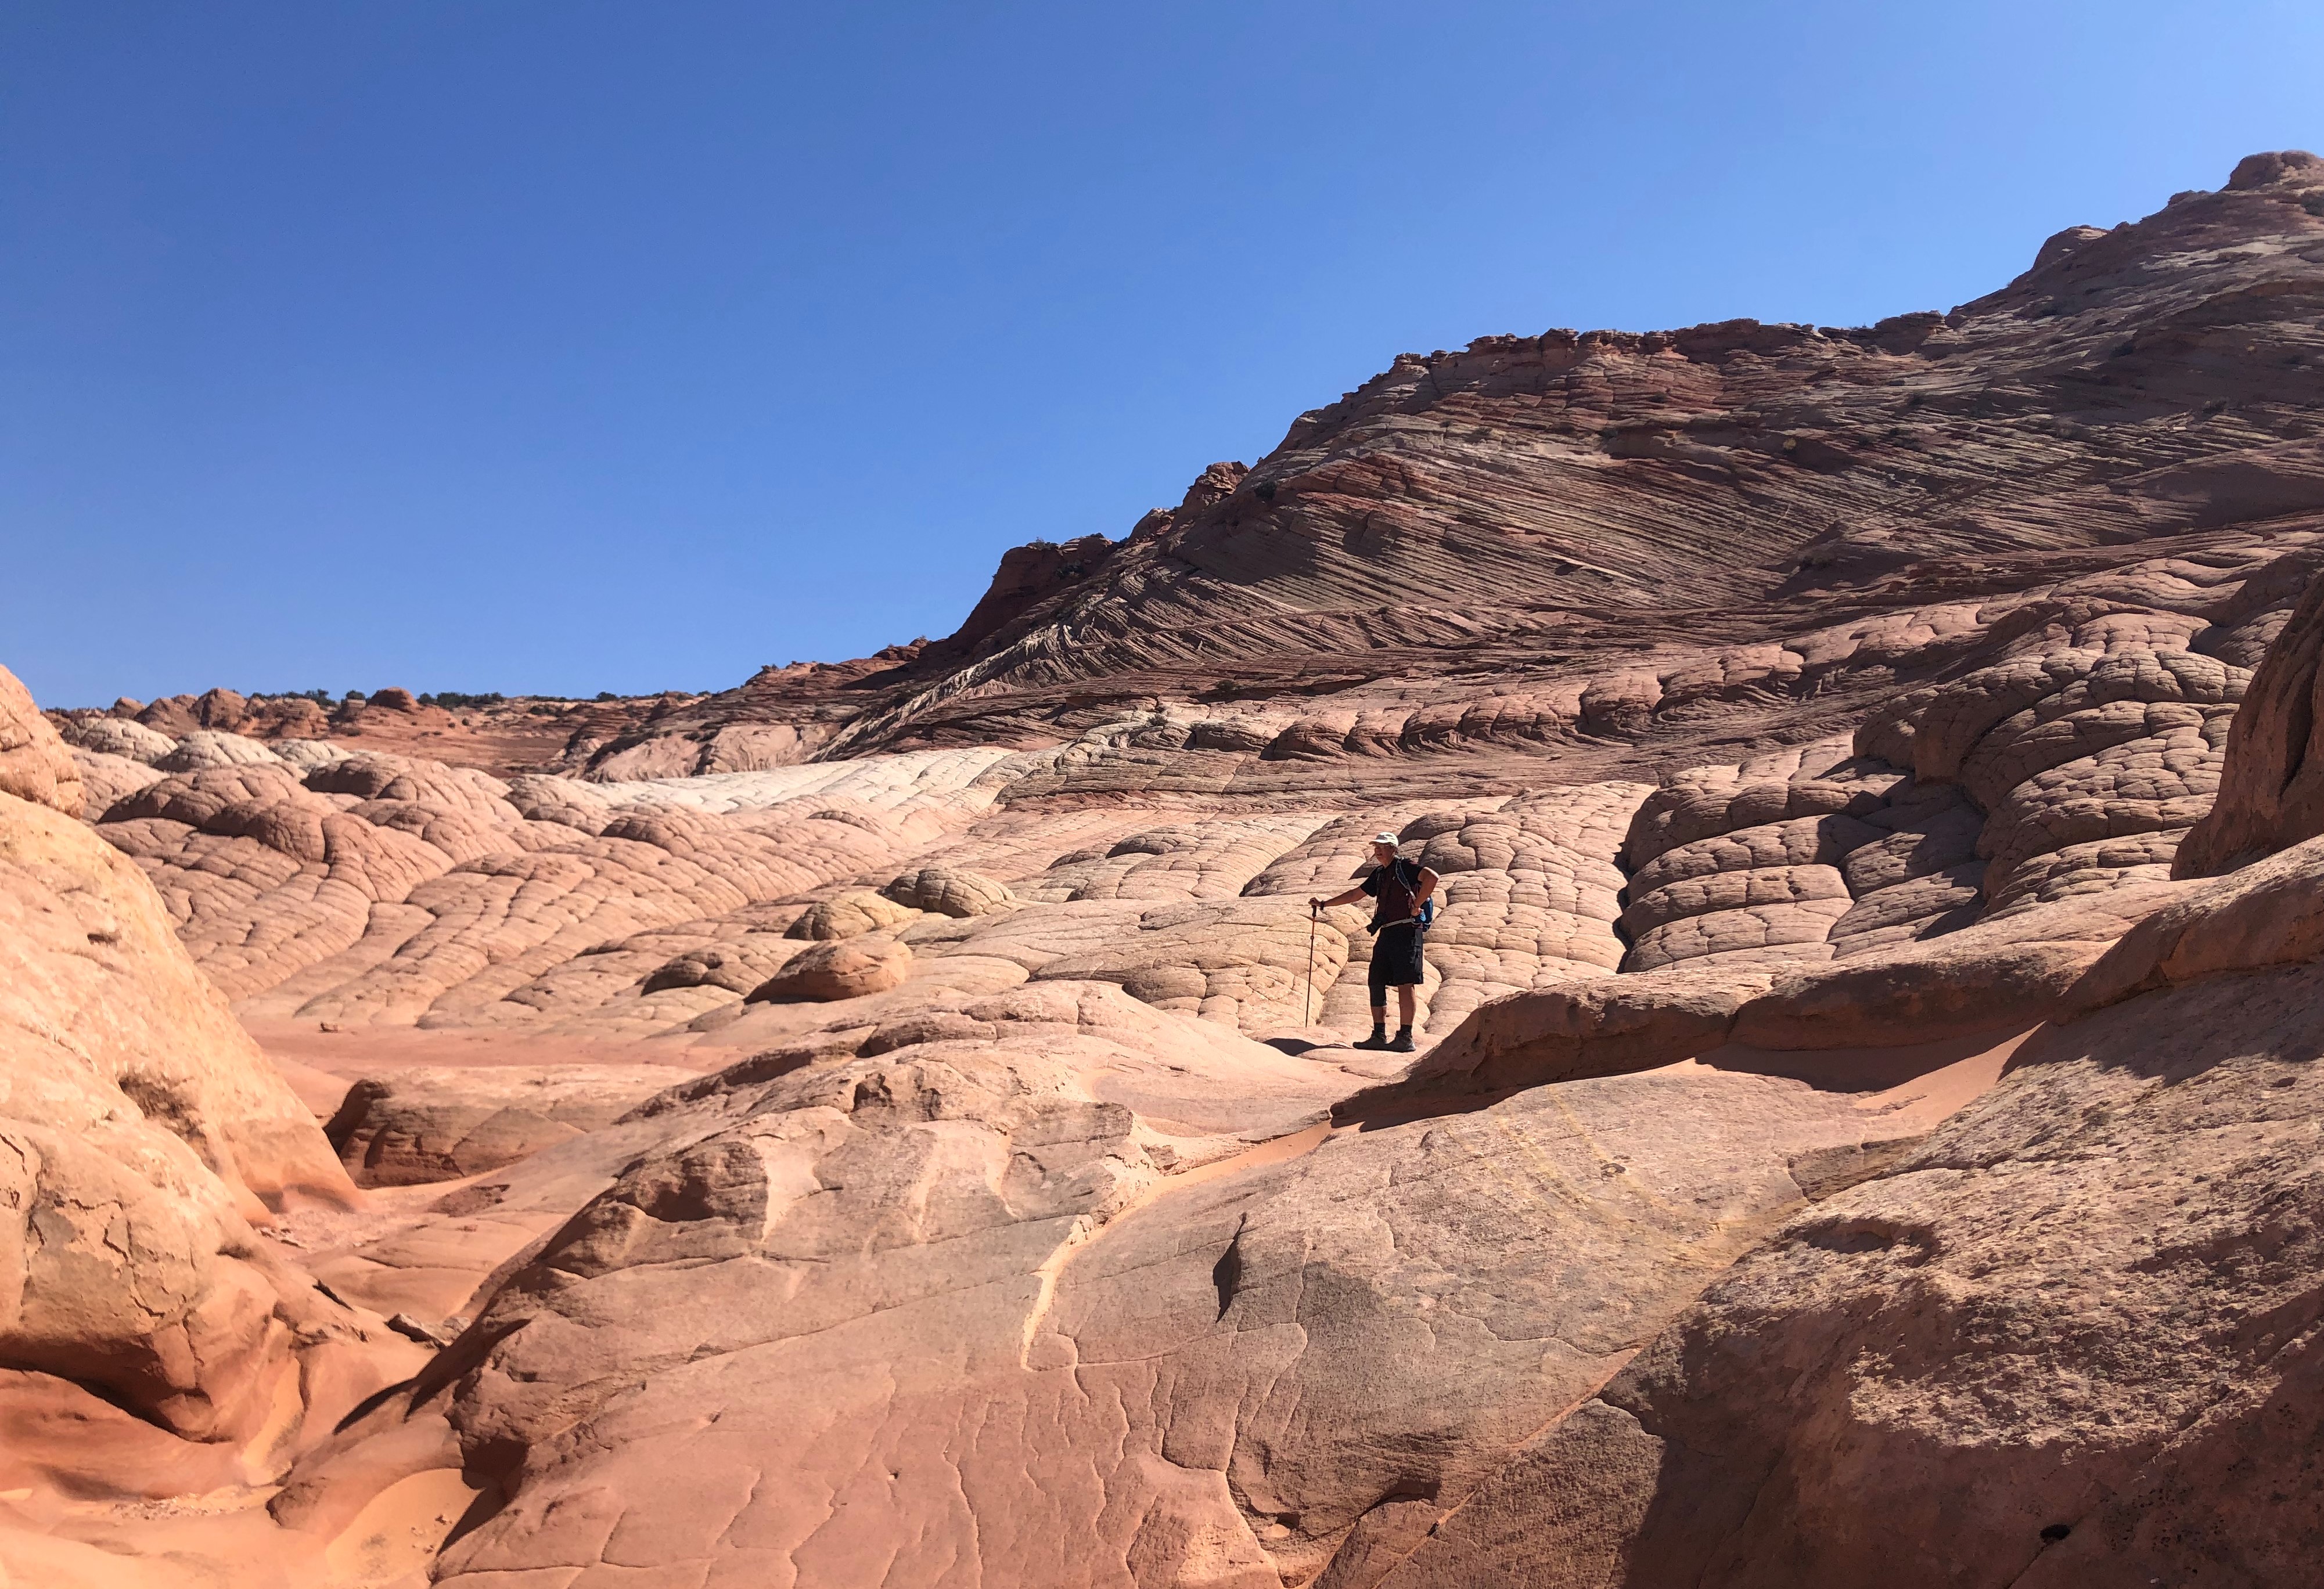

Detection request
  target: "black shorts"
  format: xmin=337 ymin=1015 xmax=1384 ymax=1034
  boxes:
xmin=1368 ymin=922 xmax=1426 ymax=999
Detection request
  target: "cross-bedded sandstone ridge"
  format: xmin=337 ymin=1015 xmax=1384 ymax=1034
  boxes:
xmin=51 ymin=539 xmax=2287 ymax=1064
xmin=13 ymin=154 xmax=2324 ymax=1586
xmin=542 ymin=147 xmax=2324 ymax=784
xmin=57 ymin=150 xmax=2324 ymax=788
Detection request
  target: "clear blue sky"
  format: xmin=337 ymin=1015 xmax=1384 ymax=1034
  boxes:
xmin=5 ymin=2 xmax=2319 ymax=708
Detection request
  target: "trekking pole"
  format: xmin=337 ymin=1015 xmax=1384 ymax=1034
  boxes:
xmin=1305 ymin=906 xmax=1319 ymax=1027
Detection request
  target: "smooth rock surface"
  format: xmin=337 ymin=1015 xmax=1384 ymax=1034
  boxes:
xmin=325 ymin=1064 xmax=683 ymax=1186
xmin=747 ymin=934 xmax=913 ymax=1001
xmin=0 ymin=695 xmax=422 ymax=1524
xmin=1388 ymin=953 xmax=2324 ymax=1588
xmin=0 ymin=666 xmax=82 ymax=816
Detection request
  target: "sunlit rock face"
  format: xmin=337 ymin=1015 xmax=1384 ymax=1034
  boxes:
xmin=0 ymin=670 xmax=422 ymax=1558
xmin=13 ymin=153 xmax=2324 ymax=1587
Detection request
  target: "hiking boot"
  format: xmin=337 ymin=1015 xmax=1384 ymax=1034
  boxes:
xmin=1352 ymin=1032 xmax=1391 ymax=1050
xmin=1387 ymin=1031 xmax=1416 ymax=1053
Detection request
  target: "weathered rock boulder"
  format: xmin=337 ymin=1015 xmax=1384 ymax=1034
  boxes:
xmin=639 ymin=936 xmax=804 ymax=995
xmin=1383 ymin=923 xmax=2324 ymax=1587
xmin=883 ymin=863 xmax=1016 ymax=917
xmin=0 ymin=668 xmax=82 ymax=816
xmin=1 ymin=680 xmax=414 ymax=1487
xmin=2177 ymin=563 xmax=2324 ymax=874
xmin=269 ymin=737 xmax=353 ymax=772
xmin=64 ymin=746 xmax=163 ymax=820
xmin=154 ymin=727 xmax=285 ymax=773
xmin=3 ymin=773 xmax=355 ymax=1212
xmin=785 ymin=885 xmax=920 ymax=940
xmin=747 ymin=934 xmax=913 ymax=1001
xmin=56 ymin=713 xmax=177 ymax=766
xmin=324 ymin=1064 xmax=684 ymax=1186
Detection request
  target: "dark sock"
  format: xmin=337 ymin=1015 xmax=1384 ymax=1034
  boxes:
xmin=1369 ymin=1019 xmax=1387 ymax=1039
xmin=1397 ymin=1025 xmax=1412 ymax=1037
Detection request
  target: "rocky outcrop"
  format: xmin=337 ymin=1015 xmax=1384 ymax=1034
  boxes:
xmin=42 ymin=686 xmax=706 ymax=780
xmin=1 ymin=676 xmax=418 ymax=1511
xmin=539 ymin=152 xmax=2324 ymax=778
xmin=882 ymin=863 xmax=1016 ymax=917
xmin=56 ymin=713 xmax=176 ymax=766
xmin=154 ymin=727 xmax=285 ymax=773
xmin=383 ymin=979 xmax=1956 ymax=1589
xmin=747 ymin=934 xmax=913 ymax=1001
xmin=1382 ymin=869 xmax=2324 ymax=1587
xmin=324 ymin=1064 xmax=682 ymax=1187
xmin=2177 ymin=558 xmax=2324 ymax=873
xmin=0 ymin=666 xmax=81 ymax=816
xmin=786 ymin=885 xmax=920 ymax=939
xmin=934 ymin=532 xmax=1120 ymax=657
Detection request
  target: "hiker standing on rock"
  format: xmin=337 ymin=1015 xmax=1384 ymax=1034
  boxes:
xmin=1311 ymin=831 xmax=1439 ymax=1052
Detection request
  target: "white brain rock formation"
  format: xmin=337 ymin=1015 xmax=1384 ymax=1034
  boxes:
xmin=13 ymin=153 xmax=2324 ymax=1585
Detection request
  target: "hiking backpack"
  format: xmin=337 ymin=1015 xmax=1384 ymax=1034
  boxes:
xmin=1395 ymin=857 xmax=1437 ymax=928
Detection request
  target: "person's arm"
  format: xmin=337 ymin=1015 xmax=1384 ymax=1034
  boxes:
xmin=1413 ymin=866 xmax=1440 ymax=907
xmin=1310 ymin=884 xmax=1369 ymax=913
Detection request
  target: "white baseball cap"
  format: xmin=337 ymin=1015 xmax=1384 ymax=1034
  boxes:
xmin=1372 ymin=831 xmax=1400 ymax=845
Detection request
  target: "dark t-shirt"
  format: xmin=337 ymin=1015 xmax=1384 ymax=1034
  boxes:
xmin=1361 ymin=858 xmax=1426 ymax=931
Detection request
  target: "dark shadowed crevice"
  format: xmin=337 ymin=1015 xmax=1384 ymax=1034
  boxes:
xmin=1213 ymin=1215 xmax=1246 ymax=1321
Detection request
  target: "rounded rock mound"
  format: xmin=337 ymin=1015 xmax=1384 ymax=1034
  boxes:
xmin=786 ymin=887 xmax=919 ymax=941
xmin=883 ymin=863 xmax=1017 ymax=918
xmin=748 ymin=936 xmax=912 ymax=1001
xmin=58 ymin=715 xmax=177 ymax=766
xmin=154 ymin=729 xmax=284 ymax=773
xmin=0 ymin=670 xmax=82 ymax=816
xmin=325 ymin=1065 xmax=683 ymax=1187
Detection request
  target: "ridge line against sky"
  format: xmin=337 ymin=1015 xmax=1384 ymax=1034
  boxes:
xmin=4 ymin=1 xmax=2321 ymax=708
